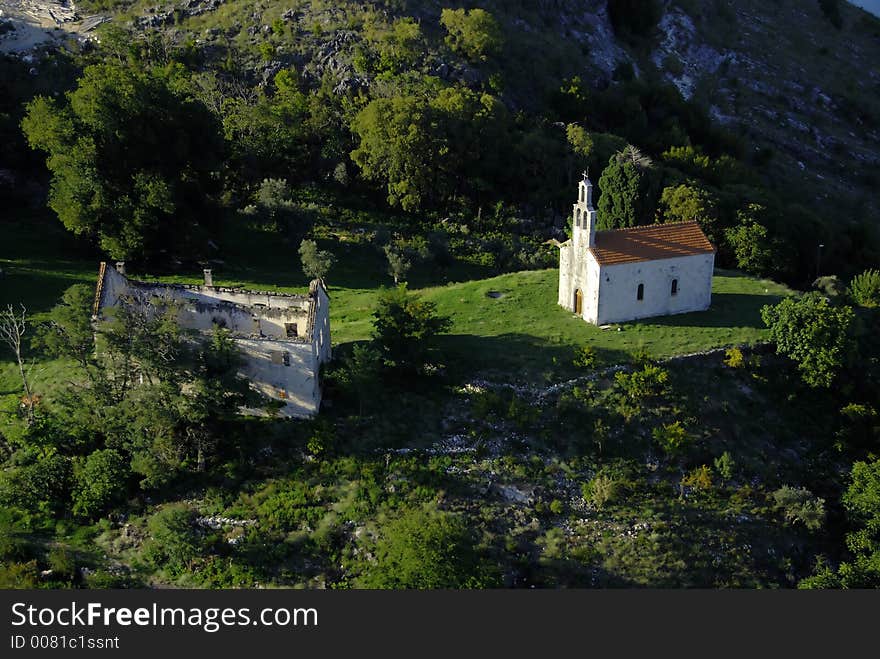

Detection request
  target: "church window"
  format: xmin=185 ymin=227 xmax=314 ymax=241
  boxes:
xmin=637 ymin=284 xmax=644 ymax=301
xmin=671 ymin=279 xmax=678 ymax=296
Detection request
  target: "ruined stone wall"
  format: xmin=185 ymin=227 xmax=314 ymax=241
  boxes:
xmin=95 ymin=264 xmax=330 ymax=418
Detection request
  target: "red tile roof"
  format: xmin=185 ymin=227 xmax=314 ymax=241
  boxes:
xmin=588 ymin=221 xmax=715 ymax=266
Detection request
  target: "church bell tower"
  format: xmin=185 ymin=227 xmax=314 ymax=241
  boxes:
xmin=572 ymin=172 xmax=597 ymax=254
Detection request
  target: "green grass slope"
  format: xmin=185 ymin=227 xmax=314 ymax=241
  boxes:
xmin=331 ymin=267 xmax=794 ymax=380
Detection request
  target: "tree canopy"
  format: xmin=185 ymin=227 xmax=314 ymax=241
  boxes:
xmin=440 ymin=8 xmax=503 ymax=62
xmin=597 ymin=147 xmax=658 ymax=230
xmin=357 ymin=505 xmax=494 ymax=588
xmin=371 ymin=285 xmax=452 ymax=377
xmin=761 ymin=293 xmax=857 ymax=388
xmin=350 ymin=84 xmax=507 ymax=212
xmin=22 ymin=63 xmax=224 ymax=261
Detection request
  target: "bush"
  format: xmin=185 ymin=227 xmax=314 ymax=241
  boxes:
xmin=615 ymin=364 xmax=669 ymax=400
xmin=713 ymin=451 xmax=736 ymax=483
xmin=849 ymin=269 xmax=880 ymax=308
xmin=143 ymin=505 xmax=204 ymax=574
xmin=357 ymin=505 xmax=495 ymax=588
xmin=440 ymin=8 xmax=503 ymax=61
xmin=652 ymin=421 xmax=690 ymax=455
xmin=573 ymin=345 xmax=597 ymax=369
xmin=681 ymin=465 xmax=713 ymax=495
xmin=72 ymin=449 xmax=128 ymax=519
xmin=582 ymin=474 xmax=617 ymax=509
xmin=771 ymin=486 xmax=825 ymax=531
xmin=723 ymin=347 xmax=744 ymax=368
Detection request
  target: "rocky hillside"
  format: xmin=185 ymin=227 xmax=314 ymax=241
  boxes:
xmin=5 ymin=0 xmax=880 ymax=220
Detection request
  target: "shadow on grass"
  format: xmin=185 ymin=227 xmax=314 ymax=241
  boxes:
xmin=437 ymin=332 xmax=632 ymax=382
xmin=638 ymin=292 xmax=784 ymax=330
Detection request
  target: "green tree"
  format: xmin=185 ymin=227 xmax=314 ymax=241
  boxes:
xmin=298 ymin=239 xmax=335 ymax=281
xmin=383 ymin=243 xmax=412 ymax=285
xmin=597 ymin=147 xmax=657 ymax=230
xmin=0 ymin=452 xmax=71 ymax=516
xmin=801 ymin=459 xmax=880 ymax=588
xmin=22 ymin=63 xmax=224 ymax=260
xmin=725 ymin=205 xmax=779 ymax=277
xmin=849 ymin=269 xmax=880 ymax=308
xmin=41 ymin=285 xmax=100 ymax=377
xmin=72 ymin=449 xmax=128 ymax=519
xmin=371 ymin=285 xmax=452 ymax=376
xmin=221 ymin=69 xmax=311 ymax=185
xmin=761 ymin=293 xmax=857 ymax=388
xmin=440 ymin=8 xmax=503 ymax=62
xmin=659 ymin=183 xmax=720 ymax=242
xmin=357 ymin=505 xmax=493 ymax=588
xmin=350 ymin=83 xmax=507 ymax=212
xmin=342 ymin=343 xmax=382 ymax=415
xmin=714 ymin=451 xmax=736 ymax=483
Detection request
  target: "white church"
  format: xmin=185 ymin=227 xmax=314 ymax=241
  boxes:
xmin=557 ymin=175 xmax=715 ymax=325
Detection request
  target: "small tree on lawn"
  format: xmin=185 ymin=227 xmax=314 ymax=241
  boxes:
xmin=299 ymin=239 xmax=336 ymax=281
xmin=383 ymin=243 xmax=412 ymax=284
xmin=0 ymin=304 xmax=35 ymax=424
xmin=371 ymin=285 xmax=452 ymax=377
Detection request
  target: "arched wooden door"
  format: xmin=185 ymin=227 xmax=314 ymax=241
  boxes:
xmin=574 ymin=289 xmax=583 ymax=315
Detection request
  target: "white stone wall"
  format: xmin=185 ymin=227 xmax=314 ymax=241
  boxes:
xmin=595 ymin=253 xmax=715 ymax=325
xmin=236 ymin=339 xmax=320 ymax=418
xmin=558 ymin=241 xmax=573 ymax=308
xmin=311 ymin=282 xmax=332 ymax=365
xmin=584 ymin=253 xmax=601 ymax=324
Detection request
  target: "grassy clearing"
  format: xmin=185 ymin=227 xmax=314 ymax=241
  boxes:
xmin=1 ymin=211 xmax=795 ymax=390
xmin=330 ymin=267 xmax=795 ymax=380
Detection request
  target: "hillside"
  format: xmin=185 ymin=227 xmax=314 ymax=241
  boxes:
xmin=1 ymin=1 xmax=879 ymax=592
xmin=8 ymin=0 xmax=871 ymax=216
